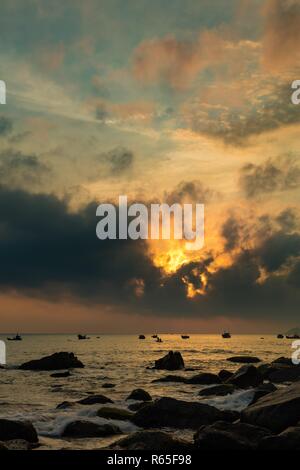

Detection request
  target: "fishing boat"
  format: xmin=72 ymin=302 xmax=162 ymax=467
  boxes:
xmin=286 ymin=334 xmax=300 ymax=339
xmin=139 ymin=335 xmax=146 ymax=339
xmin=156 ymin=336 xmax=162 ymax=343
xmin=78 ymin=334 xmax=90 ymax=340
xmin=277 ymin=334 xmax=284 ymax=339
xmin=181 ymin=335 xmax=190 ymax=339
xmin=7 ymin=333 xmax=22 ymax=341
xmin=152 ymin=334 xmax=158 ymax=338
xmin=222 ymin=331 xmax=231 ymax=338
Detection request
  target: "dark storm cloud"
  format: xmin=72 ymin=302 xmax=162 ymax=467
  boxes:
xmin=239 ymin=155 xmax=300 ymax=198
xmin=0 ymin=117 xmax=13 ymax=136
xmin=0 ymin=186 xmax=299 ymax=321
xmin=221 ymin=215 xmax=241 ymax=251
xmin=276 ymin=208 xmax=298 ymax=231
xmin=101 ymin=147 xmax=134 ymax=174
xmin=0 ymin=149 xmax=51 ymax=189
xmin=165 ymin=180 xmax=216 ymax=204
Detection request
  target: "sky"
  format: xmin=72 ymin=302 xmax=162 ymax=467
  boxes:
xmin=0 ymin=0 xmax=299 ymax=333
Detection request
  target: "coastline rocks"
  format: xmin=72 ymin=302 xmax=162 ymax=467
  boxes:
xmin=241 ymin=382 xmax=300 ymax=432
xmin=62 ymin=420 xmax=121 ymax=438
xmin=248 ymin=383 xmax=277 ymax=406
xmin=218 ymin=370 xmax=233 ymax=382
xmin=259 ymin=426 xmax=300 ymax=450
xmin=227 ymin=356 xmax=261 ymax=364
xmin=154 ymin=351 xmax=184 ymax=371
xmin=187 ymin=373 xmax=221 ymax=385
xmin=126 ymin=389 xmax=152 ymax=402
xmin=97 ymin=407 xmax=134 ymax=421
xmin=268 ymin=367 xmax=300 ymax=383
xmin=199 ymin=384 xmax=237 ymax=397
xmin=77 ymin=394 xmax=113 ymax=405
xmin=19 ymin=352 xmax=84 ymax=371
xmin=128 ymin=401 xmax=151 ymax=412
xmin=226 ymin=365 xmax=263 ymax=388
xmin=109 ymin=431 xmax=192 ymax=451
xmin=152 ymin=375 xmax=187 ymax=383
xmin=0 ymin=419 xmax=38 ymax=443
xmin=194 ymin=421 xmax=271 ymax=450
xmin=50 ymin=371 xmax=71 ymax=378
xmin=0 ymin=439 xmax=35 ymax=450
xmin=131 ymin=397 xmax=239 ymax=429
xmin=56 ymin=401 xmax=76 ymax=410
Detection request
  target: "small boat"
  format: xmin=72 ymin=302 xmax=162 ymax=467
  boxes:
xmin=7 ymin=333 xmax=22 ymax=341
xmin=139 ymin=335 xmax=146 ymax=339
xmin=277 ymin=334 xmax=284 ymax=339
xmin=156 ymin=336 xmax=162 ymax=343
xmin=222 ymin=331 xmax=231 ymax=338
xmin=152 ymin=335 xmax=158 ymax=338
xmin=181 ymin=335 xmax=190 ymax=339
xmin=78 ymin=334 xmax=90 ymax=340
xmin=286 ymin=334 xmax=300 ymax=339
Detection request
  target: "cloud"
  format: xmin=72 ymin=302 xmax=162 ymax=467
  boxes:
xmin=164 ymin=180 xmax=216 ymax=204
xmin=0 ymin=149 xmax=51 ymax=190
xmin=99 ymin=147 xmax=134 ymax=175
xmin=0 ymin=117 xmax=13 ymax=137
xmin=239 ymin=155 xmax=300 ymax=198
xmin=221 ymin=215 xmax=242 ymax=251
xmin=262 ymin=0 xmax=300 ymax=73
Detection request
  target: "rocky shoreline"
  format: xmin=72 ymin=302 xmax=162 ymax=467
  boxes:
xmin=1 ymin=351 xmax=300 ymax=450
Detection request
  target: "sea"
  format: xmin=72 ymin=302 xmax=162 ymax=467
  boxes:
xmin=0 ymin=334 xmax=294 ymax=449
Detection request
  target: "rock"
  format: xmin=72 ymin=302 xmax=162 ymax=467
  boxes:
xmin=131 ymin=397 xmax=239 ymax=429
xmin=259 ymin=426 xmax=300 ymax=450
xmin=19 ymin=352 xmax=84 ymax=371
xmin=226 ymin=365 xmax=263 ymax=388
xmin=154 ymin=351 xmax=184 ymax=370
xmin=257 ymin=364 xmax=278 ymax=380
xmin=0 ymin=442 xmax=8 ymax=450
xmin=268 ymin=367 xmax=300 ymax=383
xmin=3 ymin=439 xmax=34 ymax=450
xmin=218 ymin=370 xmax=233 ymax=382
xmin=227 ymin=356 xmax=261 ymax=364
xmin=152 ymin=375 xmax=187 ymax=383
xmin=0 ymin=419 xmax=38 ymax=443
xmin=97 ymin=407 xmax=134 ymax=421
xmin=78 ymin=394 xmax=113 ymax=405
xmin=187 ymin=373 xmax=221 ymax=385
xmin=241 ymin=381 xmax=300 ymax=432
xmin=194 ymin=421 xmax=271 ymax=450
xmin=271 ymin=357 xmax=294 ymax=366
xmin=109 ymin=431 xmax=192 ymax=451
xmin=102 ymin=383 xmax=115 ymax=388
xmin=62 ymin=420 xmax=121 ymax=438
xmin=128 ymin=402 xmax=151 ymax=412
xmin=50 ymin=371 xmax=71 ymax=378
xmin=56 ymin=401 xmax=75 ymax=410
xmin=248 ymin=383 xmax=277 ymax=406
xmin=199 ymin=384 xmax=237 ymax=397
xmin=126 ymin=389 xmax=152 ymax=402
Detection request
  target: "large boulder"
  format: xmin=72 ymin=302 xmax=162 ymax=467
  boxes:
xmin=186 ymin=373 xmax=221 ymax=385
xmin=227 ymin=356 xmax=261 ymax=364
xmin=248 ymin=383 xmax=277 ymax=406
xmin=154 ymin=351 xmax=184 ymax=370
xmin=226 ymin=365 xmax=263 ymax=388
xmin=19 ymin=352 xmax=84 ymax=371
xmin=0 ymin=420 xmax=38 ymax=443
xmin=128 ymin=402 xmax=151 ymax=412
xmin=62 ymin=420 xmax=121 ymax=438
xmin=109 ymin=431 xmax=192 ymax=451
xmin=77 ymin=394 xmax=113 ymax=405
xmin=241 ymin=382 xmax=300 ymax=432
xmin=97 ymin=407 xmax=134 ymax=421
xmin=152 ymin=375 xmax=187 ymax=383
xmin=259 ymin=426 xmax=300 ymax=450
xmin=218 ymin=370 xmax=234 ymax=382
xmin=126 ymin=389 xmax=152 ymax=402
xmin=199 ymin=384 xmax=237 ymax=397
xmin=268 ymin=367 xmax=300 ymax=383
xmin=194 ymin=421 xmax=271 ymax=450
xmin=131 ymin=397 xmax=238 ymax=429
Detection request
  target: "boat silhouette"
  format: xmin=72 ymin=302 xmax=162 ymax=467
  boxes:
xmin=181 ymin=335 xmax=190 ymax=339
xmin=7 ymin=333 xmax=22 ymax=341
xmin=222 ymin=331 xmax=231 ymax=338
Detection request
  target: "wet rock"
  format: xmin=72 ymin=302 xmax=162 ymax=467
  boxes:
xmin=241 ymin=381 xmax=300 ymax=432
xmin=78 ymin=394 xmax=113 ymax=405
xmin=131 ymin=397 xmax=239 ymax=429
xmin=0 ymin=442 xmax=8 ymax=450
xmin=194 ymin=421 xmax=271 ymax=450
xmin=199 ymin=384 xmax=237 ymax=397
xmin=154 ymin=351 xmax=184 ymax=371
xmin=56 ymin=401 xmax=76 ymax=410
xmin=128 ymin=401 xmax=151 ymax=412
xmin=248 ymin=383 xmax=277 ymax=406
xmin=268 ymin=367 xmax=300 ymax=383
xmin=218 ymin=370 xmax=233 ymax=382
xmin=62 ymin=420 xmax=121 ymax=438
xmin=50 ymin=371 xmax=71 ymax=378
xmin=271 ymin=357 xmax=294 ymax=366
xmin=126 ymin=389 xmax=152 ymax=402
xmin=226 ymin=365 xmax=263 ymax=388
xmin=109 ymin=431 xmax=192 ymax=451
xmin=0 ymin=419 xmax=38 ymax=443
xmin=187 ymin=373 xmax=221 ymax=385
xmin=19 ymin=352 xmax=84 ymax=371
xmin=97 ymin=407 xmax=134 ymax=421
xmin=227 ymin=356 xmax=261 ymax=364
xmin=152 ymin=375 xmax=187 ymax=383
xmin=256 ymin=364 xmax=278 ymax=380
xmin=259 ymin=426 xmax=300 ymax=450
xmin=3 ymin=439 xmax=34 ymax=450
xmin=102 ymin=383 xmax=116 ymax=388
